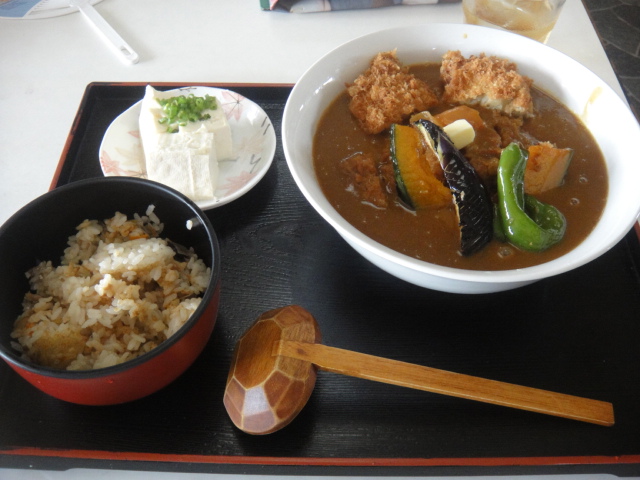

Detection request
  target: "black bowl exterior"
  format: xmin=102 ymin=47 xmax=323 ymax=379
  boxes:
xmin=0 ymin=177 xmax=221 ymax=404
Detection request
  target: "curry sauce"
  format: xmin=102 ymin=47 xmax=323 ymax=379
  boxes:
xmin=313 ymin=63 xmax=608 ymax=271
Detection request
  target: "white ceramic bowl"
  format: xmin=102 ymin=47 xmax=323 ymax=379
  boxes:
xmin=282 ymin=24 xmax=640 ymax=294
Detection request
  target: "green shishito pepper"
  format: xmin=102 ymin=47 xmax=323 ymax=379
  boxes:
xmin=496 ymin=143 xmax=566 ymax=252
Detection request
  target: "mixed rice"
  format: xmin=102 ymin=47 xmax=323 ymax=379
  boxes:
xmin=10 ymin=206 xmax=210 ymax=370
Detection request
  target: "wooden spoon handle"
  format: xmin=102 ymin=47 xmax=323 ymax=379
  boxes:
xmin=276 ymin=340 xmax=614 ymax=426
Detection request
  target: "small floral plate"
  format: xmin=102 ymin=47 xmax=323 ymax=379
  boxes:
xmin=99 ymin=86 xmax=276 ymax=210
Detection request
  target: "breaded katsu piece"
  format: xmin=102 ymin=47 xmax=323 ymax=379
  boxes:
xmin=441 ymin=50 xmax=534 ymax=118
xmin=347 ymin=50 xmax=439 ymax=135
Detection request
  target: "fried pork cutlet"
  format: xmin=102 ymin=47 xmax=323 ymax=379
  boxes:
xmin=347 ymin=50 xmax=439 ymax=135
xmin=441 ymin=50 xmax=534 ymax=118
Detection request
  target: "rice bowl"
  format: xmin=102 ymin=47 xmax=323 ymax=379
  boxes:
xmin=0 ymin=177 xmax=221 ymax=405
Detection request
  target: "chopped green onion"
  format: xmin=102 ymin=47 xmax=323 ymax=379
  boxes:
xmin=156 ymin=93 xmax=218 ymax=133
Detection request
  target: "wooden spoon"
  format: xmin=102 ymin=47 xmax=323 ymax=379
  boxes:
xmin=223 ymin=305 xmax=614 ymax=435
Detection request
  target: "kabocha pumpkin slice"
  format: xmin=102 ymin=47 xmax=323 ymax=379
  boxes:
xmin=525 ymin=142 xmax=574 ymax=195
xmin=434 ymin=105 xmax=486 ymax=132
xmin=414 ymin=119 xmax=494 ymax=256
xmin=390 ymin=124 xmax=452 ymax=209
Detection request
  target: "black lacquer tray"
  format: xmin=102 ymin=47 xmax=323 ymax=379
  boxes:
xmin=1 ymin=83 xmax=639 ymax=477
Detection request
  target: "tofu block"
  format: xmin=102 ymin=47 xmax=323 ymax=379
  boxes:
xmin=138 ymin=85 xmax=233 ymax=202
xmin=146 ymin=126 xmax=218 ymax=201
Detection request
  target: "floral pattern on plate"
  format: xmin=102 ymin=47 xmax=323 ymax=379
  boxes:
xmin=99 ymin=86 xmax=276 ymax=210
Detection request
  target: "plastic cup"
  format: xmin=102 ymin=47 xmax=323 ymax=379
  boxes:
xmin=462 ymin=0 xmax=566 ymax=43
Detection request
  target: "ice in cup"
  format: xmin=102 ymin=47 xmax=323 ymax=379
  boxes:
xmin=462 ymin=0 xmax=566 ymax=43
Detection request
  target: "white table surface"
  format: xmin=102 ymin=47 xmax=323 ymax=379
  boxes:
xmin=0 ymin=0 xmax=634 ymax=478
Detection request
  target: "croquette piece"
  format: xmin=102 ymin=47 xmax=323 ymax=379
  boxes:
xmin=441 ymin=50 xmax=534 ymax=118
xmin=347 ymin=50 xmax=439 ymax=135
xmin=340 ymin=152 xmax=395 ymax=208
xmin=482 ymin=108 xmax=530 ymax=146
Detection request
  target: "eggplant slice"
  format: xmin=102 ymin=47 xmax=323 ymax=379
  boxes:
xmin=414 ymin=119 xmax=493 ymax=256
